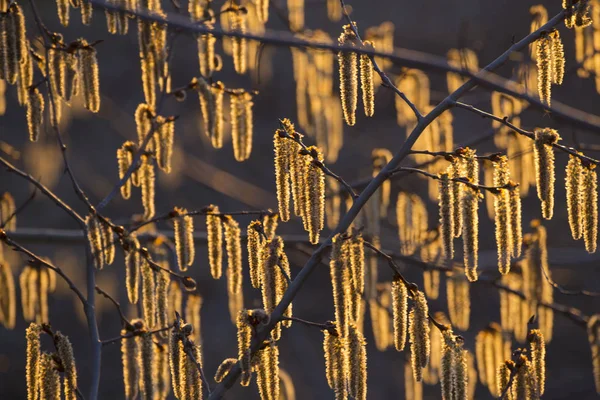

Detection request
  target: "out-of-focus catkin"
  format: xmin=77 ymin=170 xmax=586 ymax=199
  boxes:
xmin=582 ymin=164 xmax=598 ymax=253
xmin=231 ymin=6 xmax=247 ymax=74
xmin=173 ymin=207 xmax=195 ymax=271
xmin=360 ymin=41 xmax=375 ymax=117
xmin=77 ymin=41 xmax=100 ymax=112
xmin=338 ymin=24 xmax=358 ymax=126
xmin=0 ymin=262 xmax=15 ymax=329
xmin=206 ymin=205 xmax=223 ymax=279
xmin=533 ymin=128 xmax=560 ymax=220
xmin=587 ymin=314 xmax=600 ymax=393
xmin=462 ymin=187 xmax=481 ymax=282
xmin=391 ymin=276 xmax=408 ymax=351
xmin=566 ymin=155 xmax=584 ymax=240
xmin=493 ymin=156 xmax=512 ymax=274
xmin=410 ymin=291 xmax=431 ymax=382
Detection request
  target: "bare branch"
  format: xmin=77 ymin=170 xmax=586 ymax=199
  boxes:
xmin=101 ymin=325 xmax=173 ymax=346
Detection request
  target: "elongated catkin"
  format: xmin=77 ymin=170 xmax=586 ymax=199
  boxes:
xmin=582 ymin=164 xmax=598 ymax=253
xmin=536 ymin=34 xmax=552 ymax=106
xmin=247 ymin=220 xmax=263 ymax=289
xmin=360 ymin=41 xmax=375 ymax=117
xmin=338 ymin=24 xmax=358 ymax=126
xmin=410 ymin=291 xmax=431 ymax=382
xmin=391 ymin=276 xmax=408 ymax=351
xmin=304 ymin=146 xmax=325 ymax=244
xmin=533 ymin=128 xmax=560 ymax=220
xmin=78 ymin=40 xmax=100 ymax=112
xmin=274 ymin=129 xmax=292 ymax=221
xmin=566 ymin=155 xmax=584 ymax=240
xmin=26 ymin=88 xmax=44 ymax=142
xmin=224 ymin=216 xmax=243 ymax=295
xmin=493 ymin=156 xmax=512 ymax=274
xmin=438 ymin=172 xmax=454 ymax=261
xmin=173 ymin=207 xmax=195 ymax=270
xmin=206 ymin=205 xmax=223 ymax=279
xmin=529 ymin=329 xmax=546 ymax=396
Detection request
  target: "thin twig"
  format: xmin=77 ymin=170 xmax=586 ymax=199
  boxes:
xmin=101 ymin=325 xmax=174 ymax=346
xmin=183 ymin=338 xmax=212 ymax=395
xmin=280 ymin=316 xmax=337 ymax=334
xmin=95 ymin=286 xmax=132 ymax=327
xmin=0 ymin=188 xmax=37 ymax=229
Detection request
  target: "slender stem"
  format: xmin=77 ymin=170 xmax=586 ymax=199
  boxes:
xmin=183 ymin=339 xmax=212 ymax=395
xmin=101 ymin=325 xmax=173 ymax=346
xmin=0 ymin=189 xmax=37 ymax=229
xmin=280 ymin=316 xmax=337 ymax=334
xmin=95 ymin=286 xmax=132 ymax=327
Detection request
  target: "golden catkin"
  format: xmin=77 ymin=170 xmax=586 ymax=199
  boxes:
xmin=262 ymin=213 xmax=279 ymax=240
xmin=231 ymin=6 xmax=247 ymax=74
xmin=183 ymin=343 xmax=203 ymax=399
xmin=140 ymin=155 xmax=155 ymax=220
xmin=323 ymin=329 xmax=337 ymax=389
xmin=156 ymin=117 xmax=174 ymax=173
xmin=223 ymin=216 xmax=243 ymax=295
xmin=78 ymin=42 xmax=100 ymax=112
xmin=185 ymin=293 xmax=203 ymax=345
xmin=493 ymin=156 xmax=512 ymax=274
xmin=349 ymin=234 xmax=365 ymax=299
xmin=198 ymin=80 xmax=224 ymax=148
xmin=215 ymin=358 xmax=237 ymax=383
xmin=237 ymin=310 xmax=253 ymax=386
xmin=55 ymin=332 xmax=77 ymax=400
xmin=573 ymin=0 xmax=593 ymax=27
xmin=173 ymin=207 xmax=195 ymax=271
xmin=372 ymin=149 xmax=393 ymax=218
xmin=247 ymin=220 xmax=263 ymax=289
xmin=359 ymin=41 xmax=375 ymax=117
xmin=533 ymin=128 xmax=560 ymax=220
xmin=446 ymin=272 xmax=471 ymax=331
xmin=410 ymin=291 xmax=431 ymax=382
xmin=141 ymin=260 xmax=156 ymax=328
xmin=348 ymin=322 xmax=367 ymax=400
xmin=450 ymin=157 xmax=464 ymax=237
xmin=197 ymin=25 xmax=217 ymax=78
xmin=26 ymin=88 xmax=44 ymax=142
xmin=40 ymin=352 xmax=61 ymax=400
xmin=509 ymin=185 xmax=523 ymax=258
xmin=48 ymin=48 xmax=65 ymax=101
xmin=117 ymin=141 xmax=135 ymax=199
xmin=274 ymin=130 xmax=292 ymax=221
xmin=288 ymin=131 xmax=306 ymax=218
xmin=206 ymin=205 xmax=223 ymax=279
xmin=587 ymin=315 xmax=600 ymax=393
xmin=80 ymin=0 xmax=92 ymax=25
xmin=536 ymin=35 xmax=552 ymax=106
xmin=169 ymin=330 xmax=183 ymax=399
xmin=230 ymin=92 xmax=254 ymax=162
xmin=497 ymin=360 xmax=515 ymax=400
xmin=462 ymin=187 xmax=480 ymax=282
xmin=326 ymin=180 xmax=341 ymax=229
xmin=86 ymin=214 xmax=105 ymax=269
xmin=582 ymin=164 xmax=598 ymax=253
xmin=137 ymin=332 xmax=155 ymax=400
xmin=566 ymin=155 xmax=584 ymax=240
xmin=155 ymin=269 xmax=170 ymax=336
xmin=16 ymin=43 xmax=33 ymax=106
xmin=258 ymin=340 xmax=280 ymax=400
xmin=121 ymin=328 xmax=139 ymax=400
xmin=26 ymin=323 xmax=41 ymax=400
xmin=391 ymin=276 xmax=408 ymax=351
xmin=19 ymin=267 xmax=33 ymax=321
xmin=0 ymin=262 xmax=15 ymax=329
xmin=279 ymin=369 xmax=296 ymax=400
xmin=529 ymin=329 xmax=546 ymax=396
xmin=330 ymin=235 xmax=350 ymax=338
xmin=154 ymin=343 xmax=170 ymax=400
xmin=125 ymin=237 xmax=141 ymax=304
xmin=438 ymin=172 xmax=454 ymax=261
xmin=0 ymin=192 xmax=16 ymax=231
xmin=338 ymin=24 xmax=358 ymax=126
xmin=550 ymin=30 xmax=565 ymax=85
xmin=57 ymin=0 xmax=70 ymax=26
xmin=304 ymin=146 xmax=325 ymax=244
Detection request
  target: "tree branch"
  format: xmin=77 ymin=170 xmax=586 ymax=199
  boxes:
xmin=101 ymin=325 xmax=173 ymax=346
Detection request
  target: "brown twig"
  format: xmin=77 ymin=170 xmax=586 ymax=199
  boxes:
xmin=0 ymin=188 xmax=37 ymax=229
xmin=95 ymin=286 xmax=132 ymax=327
xmin=101 ymin=325 xmax=174 ymax=346
xmin=280 ymin=316 xmax=338 ymax=335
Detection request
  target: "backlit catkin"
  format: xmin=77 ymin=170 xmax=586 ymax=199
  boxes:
xmin=438 ymin=172 xmax=454 ymax=261
xmin=156 ymin=117 xmax=174 ymax=173
xmin=237 ymin=310 xmax=253 ymax=386
xmin=582 ymin=164 xmax=598 ymax=253
xmin=410 ymin=291 xmax=431 ymax=382
xmin=493 ymin=156 xmax=512 ymax=274
xmin=536 ymin=34 xmax=552 ymax=106
xmin=140 ymin=155 xmax=155 ymax=220
xmin=26 ymin=88 xmax=44 ymax=142
xmin=348 ymin=322 xmax=367 ymax=400
xmin=338 ymin=24 xmax=358 ymax=126
xmin=125 ymin=237 xmax=141 ymax=304
xmin=173 ymin=207 xmax=195 ymax=271
xmin=231 ymin=6 xmax=247 ymax=74
xmin=289 ymin=131 xmax=306 ymax=217
xmin=169 ymin=330 xmax=183 ymax=398
xmin=360 ymin=41 xmax=375 ymax=117
xmin=509 ymin=183 xmax=523 ymax=257
xmin=330 ymin=235 xmax=350 ymax=338
xmin=141 ymin=260 xmax=156 ymax=328
xmin=462 ymin=187 xmax=480 ymax=282
xmin=86 ymin=214 xmax=105 ymax=269
xmin=197 ymin=25 xmax=217 ymax=78
xmin=78 ymin=41 xmax=100 ymax=112
xmin=198 ymin=80 xmax=224 ymax=148
xmin=137 ymin=332 xmax=154 ymax=400
xmin=1 ymin=192 xmax=16 ymax=231
xmin=587 ymin=314 xmax=600 ymax=393
xmin=230 ymin=92 xmax=254 ymax=162
xmin=529 ymin=329 xmax=546 ymax=396
xmin=215 ymin=358 xmax=237 ymax=383
xmin=40 ymin=352 xmax=61 ymax=400
xmin=26 ymin=323 xmax=41 ymax=400
xmin=262 ymin=214 xmax=279 ymax=240
xmin=533 ymin=128 xmax=560 ymax=220
xmin=117 ymin=141 xmax=135 ymax=199
xmin=121 ymin=328 xmax=139 ymax=400
xmin=274 ymin=130 xmax=292 ymax=221
xmin=224 ymin=216 xmax=243 ymax=295
xmin=391 ymin=276 xmax=408 ymax=351
xmin=550 ymin=30 xmax=565 ymax=85
xmin=206 ymin=205 xmax=223 ymax=279
xmin=304 ymin=146 xmax=325 ymax=244
xmin=0 ymin=262 xmax=15 ymax=329
xmin=450 ymin=157 xmax=464 ymax=237
xmin=247 ymin=220 xmax=263 ymax=289
xmin=258 ymin=340 xmax=280 ymax=400
xmin=55 ymin=332 xmax=77 ymax=400
xmin=566 ymin=155 xmax=584 ymax=240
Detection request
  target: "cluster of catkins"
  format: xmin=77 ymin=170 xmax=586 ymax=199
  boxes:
xmin=26 ymin=323 xmax=78 ymax=400
xmin=274 ymin=119 xmax=326 ymax=244
xmin=535 ymin=29 xmax=565 ymax=106
xmin=475 ymin=323 xmax=512 ymax=397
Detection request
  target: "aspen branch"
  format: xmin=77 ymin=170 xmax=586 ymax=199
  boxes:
xmin=101 ymin=325 xmax=174 ymax=346
xmin=94 ymin=286 xmax=132 ymax=328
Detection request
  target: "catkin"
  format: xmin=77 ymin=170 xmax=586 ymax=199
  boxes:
xmin=26 ymin=323 xmax=41 ymax=400
xmin=206 ymin=205 xmax=223 ymax=279
xmin=237 ymin=310 xmax=253 ymax=386
xmin=125 ymin=237 xmax=141 ymax=304
xmin=224 ymin=216 xmax=243 ymax=295
xmin=304 ymin=146 xmax=325 ymax=244
xmin=566 ymin=155 xmax=584 ymax=240
xmin=509 ymin=184 xmax=523 ymax=257
xmin=536 ymin=35 xmax=552 ymax=106
xmin=173 ymin=207 xmax=195 ymax=271
xmin=391 ymin=276 xmax=408 ymax=351
xmin=533 ymin=128 xmax=560 ymax=220
xmin=338 ymin=24 xmax=358 ymax=126
xmin=247 ymin=220 xmax=263 ymax=289
xmin=121 ymin=328 xmax=139 ymax=400
xmin=86 ymin=214 xmax=105 ymax=269
xmin=258 ymin=340 xmax=280 ymax=400
xmin=262 ymin=214 xmax=279 ymax=240
xmin=588 ymin=314 xmax=600 ymax=393
xmin=529 ymin=329 xmax=546 ymax=396
xmin=497 ymin=360 xmax=515 ymax=400
xmin=48 ymin=48 xmax=65 ymax=101
xmin=230 ymin=92 xmax=254 ymax=162
xmin=40 ymin=352 xmax=61 ymax=400
xmin=78 ymin=41 xmax=100 ymax=112
xmin=198 ymin=80 xmax=224 ymax=148
xmin=17 ymin=44 xmax=33 ymax=107
xmin=449 ymin=158 xmax=464 ymax=237
xmin=141 ymin=260 xmax=156 ymax=328
xmin=140 ymin=155 xmax=156 ymax=220
xmin=154 ymin=343 xmax=170 ymax=400
xmin=137 ymin=332 xmax=154 ymax=400
xmin=155 ymin=269 xmax=169 ymax=337
xmin=0 ymin=262 xmax=15 ymax=329
xmin=183 ymin=343 xmax=203 ymax=399
xmin=0 ymin=192 xmax=16 ymax=231
xmin=582 ymin=164 xmax=598 ymax=253
xmin=410 ymin=291 xmax=431 ymax=382
xmin=446 ymin=272 xmax=471 ymax=331
xmin=26 ymin=88 xmax=44 ymax=142
xmin=550 ymin=30 xmax=565 ymax=85
xmin=274 ymin=130 xmax=292 ymax=221
xmin=215 ymin=358 xmax=237 ymax=383
xmin=117 ymin=141 xmax=135 ymax=199
xmin=55 ymin=332 xmax=77 ymax=400
xmin=156 ymin=117 xmax=174 ymax=173
xmin=185 ymin=293 xmax=203 ymax=345
xmin=462 ymin=187 xmax=480 ymax=282
xmin=231 ymin=6 xmax=247 ymax=74
xmin=169 ymin=330 xmax=183 ymax=399
xmin=438 ymin=172 xmax=454 ymax=261
xmin=348 ymin=322 xmax=367 ymax=400
xmin=80 ymin=0 xmax=92 ymax=25
xmin=289 ymin=131 xmax=307 ymax=218
xmin=197 ymin=25 xmax=217 ymax=78
xmin=493 ymin=156 xmax=512 ymax=274
xmin=360 ymin=41 xmax=375 ymax=117
xmin=57 ymin=0 xmax=70 ymax=26
xmin=330 ymin=235 xmax=350 ymax=338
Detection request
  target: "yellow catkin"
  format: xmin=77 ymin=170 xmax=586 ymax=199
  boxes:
xmin=438 ymin=172 xmax=454 ymax=261
xmin=237 ymin=310 xmax=253 ymax=386
xmin=360 ymin=41 xmax=375 ymax=117
xmin=80 ymin=0 xmax=92 ymax=25
xmin=198 ymin=80 xmax=224 ymax=148
xmin=533 ymin=128 xmax=560 ymax=220
xmin=338 ymin=24 xmax=358 ymax=126
xmin=372 ymin=149 xmax=392 ymax=218
xmin=462 ymin=187 xmax=480 ymax=282
xmin=566 ymin=155 xmax=584 ymax=240
xmin=493 ymin=156 xmax=512 ymax=275
xmin=137 ymin=104 xmax=155 ymax=141
xmin=327 ymin=0 xmax=342 ymax=21
xmin=197 ymin=24 xmax=217 ymax=78
xmin=37 ymin=267 xmax=49 ymax=323
xmin=125 ymin=237 xmax=141 ymax=304
xmin=140 ymin=155 xmax=155 ymax=220
xmin=536 ymin=35 xmax=552 ymax=106
xmin=0 ymin=262 xmax=15 ymax=329
xmin=19 ymin=267 xmax=31 ymax=321
xmin=206 ymin=205 xmax=223 ymax=279
xmin=326 ymin=179 xmax=341 ymax=229
xmin=231 ymin=6 xmax=247 ymax=74
xmin=441 ymin=331 xmax=468 ymax=400
xmin=247 ymin=220 xmax=263 ymax=289
xmin=515 ymin=356 xmax=537 ymax=400
xmin=26 ymin=88 xmax=44 ymax=142
xmin=330 ymin=235 xmax=350 ymax=338
xmin=78 ymin=41 xmax=100 ymax=112
xmin=410 ymin=291 xmax=431 ymax=382
xmin=449 ymin=158 xmax=464 ymax=237
xmin=156 ymin=117 xmax=174 ymax=173
xmin=56 ymin=0 xmax=70 ymax=26
xmin=391 ymin=276 xmax=408 ymax=351
xmin=169 ymin=330 xmax=183 ymax=399
xmin=349 ymin=234 xmax=365 ymax=300
xmin=529 ymin=329 xmax=546 ymax=396
xmin=573 ymin=0 xmax=593 ymax=28
xmin=0 ymin=192 xmax=15 ymax=231
xmin=550 ymin=30 xmax=565 ymax=85
xmin=155 ymin=269 xmax=169 ymax=336
xmin=137 ymin=332 xmax=155 ymax=400
xmin=348 ymin=322 xmax=367 ymax=400
xmin=100 ymin=219 xmax=115 ymax=266
xmin=509 ymin=184 xmax=523 ymax=258
xmin=228 ymin=286 xmax=244 ymax=325
xmin=40 ymin=352 xmax=61 ymax=400
xmin=183 ymin=343 xmax=203 ymax=399
xmin=262 ymin=214 xmax=279 ymax=240
xmin=446 ymin=272 xmax=471 ymax=331
xmin=173 ymin=207 xmax=195 ymax=271
xmin=121 ymin=328 xmax=139 ymax=400
xmin=214 ymin=358 xmax=237 ymax=383
xmin=117 ymin=141 xmax=135 ymax=199
xmin=48 ymin=48 xmax=65 ymax=101
xmin=224 ymin=216 xmax=243 ymax=295
xmin=304 ymin=146 xmax=325 ymax=244
xmin=497 ymin=360 xmax=515 ymax=400
xmin=185 ymin=293 xmax=203 ymax=345
xmin=279 ymin=368 xmax=296 ymax=400
xmin=288 ymin=131 xmax=306 ymax=218
xmin=154 ymin=343 xmax=170 ymax=400
xmin=55 ymin=332 xmax=77 ymax=400
xmin=257 ymin=339 xmax=280 ymax=400
xmin=168 ymin=281 xmax=182 ymax=322
xmin=230 ymin=92 xmax=254 ymax=162
xmin=26 ymin=323 xmax=41 ymax=400
xmin=405 ymin=360 xmax=423 ymax=400
xmin=86 ymin=214 xmax=105 ymax=269
xmin=582 ymin=164 xmax=598 ymax=253
xmin=141 ymin=260 xmax=156 ymax=328
xmin=587 ymin=314 xmax=600 ymax=393
xmin=274 ymin=130 xmax=292 ymax=221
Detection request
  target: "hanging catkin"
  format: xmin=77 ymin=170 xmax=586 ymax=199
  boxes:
xmin=330 ymin=235 xmax=350 ymax=338
xmin=288 ymin=130 xmax=307 ymax=218
xmin=274 ymin=129 xmax=292 ymax=221
xmin=304 ymin=146 xmax=325 ymax=244
xmin=550 ymin=30 xmax=565 ymax=85
xmin=55 ymin=332 xmax=77 ymax=400
xmin=198 ymin=80 xmax=224 ymax=148
xmin=26 ymin=323 xmax=41 ymax=400
xmin=137 ymin=331 xmax=154 ymax=400
xmin=230 ymin=92 xmax=254 ymax=162
xmin=125 ymin=237 xmax=141 ymax=304
xmin=360 ymin=41 xmax=375 ymax=117
xmin=533 ymin=128 xmax=560 ymax=220
xmin=156 ymin=116 xmax=174 ymax=173
xmin=86 ymin=214 xmax=105 ymax=269
xmin=117 ymin=141 xmax=135 ymax=199
xmin=263 ymin=213 xmax=279 ymax=240
xmin=197 ymin=23 xmax=218 ymax=78
xmin=509 ymin=183 xmax=523 ymax=258
xmin=39 ymin=352 xmax=61 ymax=400
xmin=141 ymin=260 xmax=156 ymax=328
xmin=338 ymin=24 xmax=358 ymax=126
xmin=582 ymin=164 xmax=598 ymax=253
xmin=224 ymin=216 xmax=243 ymax=295
xmin=588 ymin=314 xmax=600 ymax=393
xmin=173 ymin=207 xmax=195 ymax=271
xmin=566 ymin=155 xmax=584 ymax=240
xmin=168 ymin=329 xmax=183 ymax=399
xmin=493 ymin=156 xmax=512 ymax=274
xmin=462 ymin=187 xmax=480 ymax=282
xmin=0 ymin=262 xmax=15 ymax=329
xmin=121 ymin=327 xmax=139 ymax=400
xmin=449 ymin=157 xmax=464 ymax=237
xmin=237 ymin=310 xmax=253 ymax=386
xmin=529 ymin=329 xmax=546 ymax=396
xmin=231 ymin=6 xmax=248 ymax=74
xmin=247 ymin=220 xmax=263 ymax=289
xmin=77 ymin=40 xmax=100 ymax=112
xmin=410 ymin=291 xmax=431 ymax=382
xmin=348 ymin=322 xmax=367 ymax=400
xmin=438 ymin=172 xmax=454 ymax=262
xmin=26 ymin=88 xmax=44 ymax=142
xmin=206 ymin=205 xmax=223 ymax=279
xmin=536 ymin=34 xmax=552 ymax=106
xmin=391 ymin=276 xmax=408 ymax=351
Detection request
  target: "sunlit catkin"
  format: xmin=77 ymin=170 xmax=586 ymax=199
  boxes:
xmin=338 ymin=24 xmax=358 ymax=126
xmin=55 ymin=332 xmax=77 ymax=400
xmin=330 ymin=235 xmax=349 ymax=338
xmin=289 ymin=131 xmax=306 ymax=217
xmin=224 ymin=216 xmax=243 ymax=295
xmin=566 ymin=155 xmax=584 ymax=240
xmin=410 ymin=291 xmax=431 ymax=382
xmin=121 ymin=328 xmax=139 ymax=400
xmin=262 ymin=213 xmax=279 ymax=240
xmin=169 ymin=330 xmax=183 ymax=399
xmin=26 ymin=323 xmax=41 ymax=400
xmin=493 ymin=156 xmax=512 ymax=274
xmin=206 ymin=205 xmax=223 ymax=279
xmin=231 ymin=6 xmax=247 ymax=74
xmin=230 ymin=92 xmax=254 ymax=162
xmin=274 ymin=130 xmax=292 ymax=221
xmin=215 ymin=358 xmax=237 ymax=383
xmin=449 ymin=157 xmax=464 ymax=237
xmin=582 ymin=164 xmax=598 ymax=253
xmin=550 ymin=30 xmax=565 ymax=85
xmin=528 ymin=329 xmax=546 ymax=396
xmin=360 ymin=41 xmax=375 ymax=117
xmin=497 ymin=360 xmax=515 ymax=400
xmin=78 ymin=41 xmax=100 ymax=112
xmin=509 ymin=183 xmax=523 ymax=257
xmin=140 ymin=155 xmax=155 ymax=220
xmin=438 ymin=172 xmax=454 ymax=261
xmin=141 ymin=260 xmax=156 ymax=329
xmin=462 ymin=187 xmax=480 ymax=282
xmin=86 ymin=214 xmax=105 ymax=269
xmin=173 ymin=207 xmax=195 ymax=271
xmin=0 ymin=262 xmax=15 ymax=329
xmin=391 ymin=276 xmax=408 ymax=351
xmin=237 ymin=310 xmax=253 ymax=386
xmin=447 ymin=272 xmax=471 ymax=331
xmin=198 ymin=80 xmax=224 ymax=148
xmin=536 ymin=34 xmax=552 ymax=106
xmin=257 ymin=339 xmax=280 ymax=400
xmin=117 ymin=141 xmax=135 ymax=199
xmin=348 ymin=322 xmax=367 ymax=400
xmin=137 ymin=332 xmax=154 ymax=400
xmin=533 ymin=128 xmax=560 ymax=220
xmin=26 ymin=88 xmax=44 ymax=142
xmin=40 ymin=352 xmax=61 ymax=400
xmin=304 ymin=146 xmax=325 ymax=244
xmin=125 ymin=237 xmax=141 ymax=304
xmin=247 ymin=220 xmax=263 ymax=289
xmin=156 ymin=116 xmax=174 ymax=173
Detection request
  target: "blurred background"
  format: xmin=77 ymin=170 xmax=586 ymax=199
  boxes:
xmin=1 ymin=0 xmax=600 ymax=398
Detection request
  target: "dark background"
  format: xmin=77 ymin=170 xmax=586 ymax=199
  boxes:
xmin=0 ymin=0 xmax=599 ymax=399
